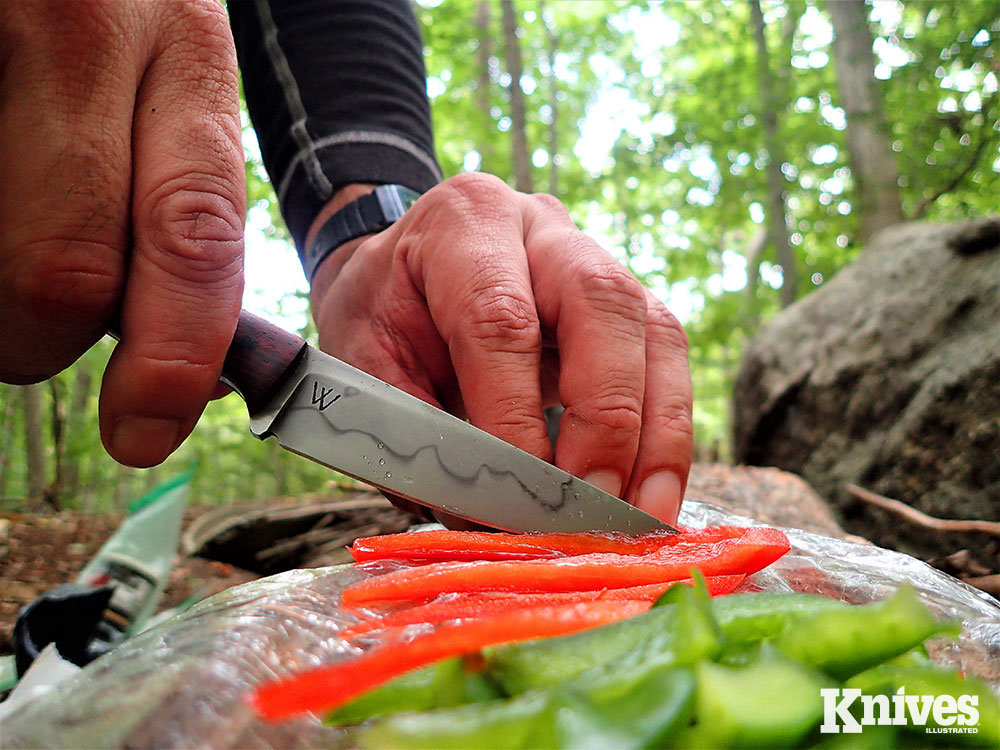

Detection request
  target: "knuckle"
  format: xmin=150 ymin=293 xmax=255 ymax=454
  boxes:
xmin=645 ymin=302 xmax=689 ymax=352
xmin=463 ymin=290 xmax=540 ymax=351
xmin=576 ymin=259 xmax=647 ymax=319
xmin=142 ymin=181 xmax=243 ymax=284
xmin=432 ymin=173 xmax=516 ymax=223
xmin=530 ymin=192 xmax=569 ymax=217
xmin=490 ymin=409 xmax=549 ymax=436
xmin=565 ymin=394 xmax=643 ymax=441
xmin=10 ymin=238 xmax=123 ymax=324
xmin=653 ymin=401 xmax=695 ymax=445
xmin=162 ymin=0 xmax=231 ymax=41
xmin=156 ymin=0 xmax=240 ymax=105
xmin=440 ymin=171 xmax=510 ymax=202
xmin=592 ymin=390 xmax=644 ymax=434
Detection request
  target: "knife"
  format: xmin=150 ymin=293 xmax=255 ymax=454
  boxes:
xmin=216 ymin=309 xmax=675 ymax=535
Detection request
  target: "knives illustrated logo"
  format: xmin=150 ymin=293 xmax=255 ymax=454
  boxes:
xmin=311 ymin=380 xmax=342 ymax=411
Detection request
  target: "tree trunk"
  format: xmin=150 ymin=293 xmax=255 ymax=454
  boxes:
xmin=113 ymin=464 xmax=135 ymax=511
xmin=47 ymin=377 xmax=66 ymax=505
xmin=749 ymin=0 xmax=798 ymax=307
xmin=474 ymin=0 xmax=496 ymax=173
xmin=743 ymin=226 xmax=769 ymax=331
xmin=0 ymin=390 xmax=17 ymax=498
xmin=541 ymin=0 xmax=559 ymax=194
xmin=61 ymin=363 xmax=95 ymax=500
xmin=827 ymin=0 xmax=903 ymax=242
xmin=501 ymin=0 xmax=533 ymax=192
xmin=22 ymin=384 xmax=47 ymax=504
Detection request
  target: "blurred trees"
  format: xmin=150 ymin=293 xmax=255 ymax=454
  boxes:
xmin=2 ymin=0 xmax=996 ymax=510
xmin=828 ymin=0 xmax=904 ymax=240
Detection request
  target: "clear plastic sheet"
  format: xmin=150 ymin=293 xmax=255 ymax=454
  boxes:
xmin=3 ymin=501 xmax=998 ymax=749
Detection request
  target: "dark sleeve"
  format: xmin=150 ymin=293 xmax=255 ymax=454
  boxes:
xmin=229 ymin=0 xmax=442 ymax=255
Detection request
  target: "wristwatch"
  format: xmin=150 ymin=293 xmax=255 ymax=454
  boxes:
xmin=303 ymin=184 xmax=423 ymax=282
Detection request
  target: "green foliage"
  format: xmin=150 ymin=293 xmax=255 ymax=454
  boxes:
xmin=3 ymin=0 xmax=996 ymax=510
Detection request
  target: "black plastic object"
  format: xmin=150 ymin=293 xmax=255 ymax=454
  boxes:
xmin=12 ymin=583 xmax=116 ymax=676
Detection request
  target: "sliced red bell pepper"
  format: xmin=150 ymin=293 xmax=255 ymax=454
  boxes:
xmin=340 ymin=575 xmax=745 ymax=639
xmin=342 ymin=528 xmax=788 ymax=607
xmin=251 ymin=600 xmax=649 ymax=721
xmin=349 ymin=526 xmax=752 ymax=563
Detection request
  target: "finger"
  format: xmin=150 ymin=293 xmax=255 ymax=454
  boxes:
xmin=523 ymin=195 xmax=648 ymax=498
xmin=622 ymin=291 xmax=694 ymax=523
xmin=99 ymin=1 xmax=244 ymax=467
xmin=0 ymin=8 xmax=142 ymax=382
xmin=398 ymin=174 xmax=553 ymax=461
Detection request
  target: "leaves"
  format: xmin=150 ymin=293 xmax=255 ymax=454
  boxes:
xmin=3 ymin=0 xmax=996 ymax=507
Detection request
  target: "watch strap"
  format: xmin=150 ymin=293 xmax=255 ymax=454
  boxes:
xmin=303 ymin=184 xmax=421 ymax=282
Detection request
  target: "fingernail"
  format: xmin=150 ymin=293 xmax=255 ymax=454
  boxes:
xmin=636 ymin=471 xmax=682 ymax=523
xmin=111 ymin=416 xmax=181 ymax=466
xmin=583 ymin=470 xmax=623 ymax=498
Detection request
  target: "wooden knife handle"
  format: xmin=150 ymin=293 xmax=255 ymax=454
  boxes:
xmin=223 ymin=310 xmax=309 ymax=414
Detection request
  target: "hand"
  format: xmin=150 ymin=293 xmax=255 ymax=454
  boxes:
xmin=310 ymin=174 xmax=693 ymax=523
xmin=0 ymin=0 xmax=245 ymax=467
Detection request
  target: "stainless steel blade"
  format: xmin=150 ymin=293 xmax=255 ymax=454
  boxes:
xmin=248 ymin=347 xmax=675 ymax=534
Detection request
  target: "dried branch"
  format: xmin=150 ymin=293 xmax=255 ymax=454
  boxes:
xmin=845 ymin=483 xmax=1000 ymax=537
xmin=912 ymin=92 xmax=997 ymax=219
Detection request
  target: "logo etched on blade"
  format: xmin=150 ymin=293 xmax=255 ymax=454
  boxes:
xmin=310 ymin=381 xmax=342 ymax=411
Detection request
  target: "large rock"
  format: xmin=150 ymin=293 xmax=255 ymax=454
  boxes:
xmin=732 ymin=217 xmax=1000 ymax=566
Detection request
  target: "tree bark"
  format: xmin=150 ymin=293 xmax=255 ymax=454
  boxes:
xmin=474 ymin=0 xmax=496 ymax=172
xmin=22 ymin=384 xmax=47 ymax=504
xmin=541 ymin=0 xmax=559 ymax=194
xmin=47 ymin=377 xmax=66 ymax=505
xmin=0 ymin=390 xmax=16 ymax=498
xmin=501 ymin=0 xmax=533 ymax=192
xmin=827 ymin=0 xmax=903 ymax=241
xmin=743 ymin=225 xmax=769 ymax=331
xmin=60 ymin=363 xmax=95 ymax=500
xmin=749 ymin=0 xmax=798 ymax=307
xmin=113 ymin=464 xmax=135 ymax=511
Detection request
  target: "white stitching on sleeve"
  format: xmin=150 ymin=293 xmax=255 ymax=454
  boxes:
xmin=254 ymin=0 xmax=333 ymax=200
xmin=276 ymin=130 xmax=443 ymax=204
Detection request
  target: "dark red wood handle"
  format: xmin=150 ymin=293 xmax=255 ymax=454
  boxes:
xmin=108 ymin=310 xmax=307 ymax=415
xmin=222 ymin=310 xmax=309 ymax=414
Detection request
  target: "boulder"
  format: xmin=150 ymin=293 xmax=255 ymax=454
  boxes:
xmin=684 ymin=462 xmax=852 ymax=539
xmin=732 ymin=216 xmax=1000 ymax=568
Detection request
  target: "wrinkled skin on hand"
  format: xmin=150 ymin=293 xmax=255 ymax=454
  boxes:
xmin=310 ymin=175 xmax=693 ymax=522
xmin=0 ymin=0 xmax=245 ymax=467
xmin=0 ymin=4 xmax=692 ymax=523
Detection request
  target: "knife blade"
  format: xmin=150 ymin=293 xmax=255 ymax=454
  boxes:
xmin=221 ymin=310 xmax=676 ymax=535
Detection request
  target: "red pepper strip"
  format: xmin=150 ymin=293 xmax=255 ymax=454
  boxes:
xmin=342 ymin=528 xmax=788 ymax=607
xmin=340 ymin=574 xmax=744 ymax=639
xmin=251 ymin=600 xmax=648 ymax=721
xmin=349 ymin=525 xmax=751 ymax=563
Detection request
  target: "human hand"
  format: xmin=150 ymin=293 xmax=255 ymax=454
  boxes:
xmin=309 ymin=174 xmax=693 ymax=523
xmin=0 ymin=0 xmax=245 ymax=467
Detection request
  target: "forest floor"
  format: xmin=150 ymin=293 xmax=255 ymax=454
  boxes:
xmin=0 ymin=509 xmax=259 ymax=656
xmin=3 ymin=470 xmax=997 ymax=656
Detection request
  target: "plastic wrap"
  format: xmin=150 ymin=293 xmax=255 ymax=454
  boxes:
xmin=3 ymin=501 xmax=998 ymax=749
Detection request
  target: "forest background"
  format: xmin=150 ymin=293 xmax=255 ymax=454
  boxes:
xmin=1 ymin=0 xmax=997 ymax=512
